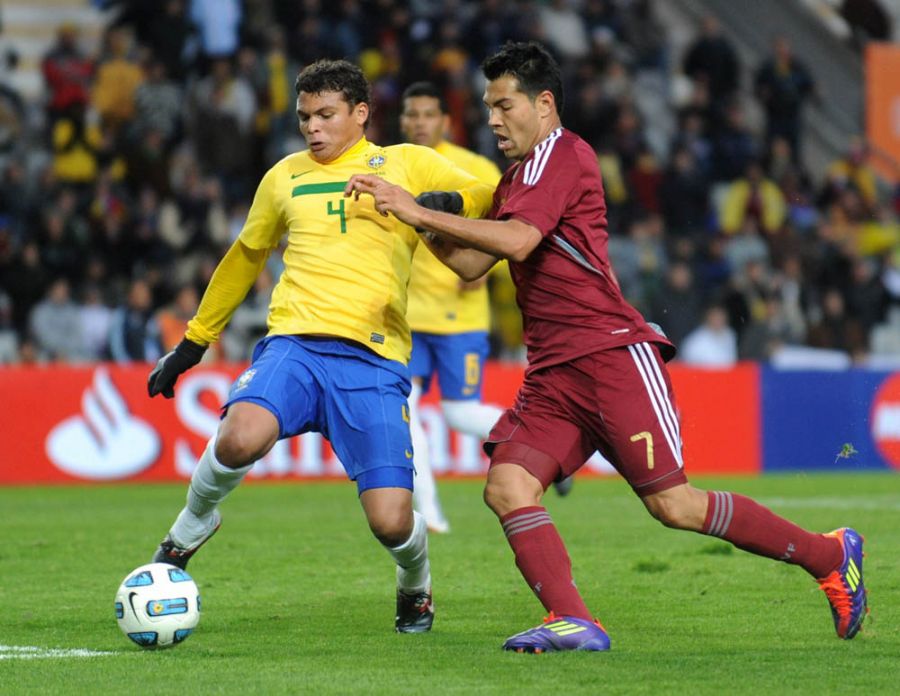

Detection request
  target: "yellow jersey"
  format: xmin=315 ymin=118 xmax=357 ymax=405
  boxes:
xmin=191 ymin=137 xmax=493 ymax=364
xmin=406 ymin=140 xmax=502 ymax=333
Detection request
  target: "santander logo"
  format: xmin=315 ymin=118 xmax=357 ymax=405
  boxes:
xmin=46 ymin=368 xmax=160 ymax=479
xmin=870 ymin=372 xmax=900 ymax=470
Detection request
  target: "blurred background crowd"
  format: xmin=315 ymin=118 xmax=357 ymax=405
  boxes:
xmin=0 ymin=0 xmax=899 ymax=369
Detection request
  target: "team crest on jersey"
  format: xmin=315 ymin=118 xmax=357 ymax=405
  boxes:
xmin=234 ymin=368 xmax=257 ymax=392
xmin=367 ymin=153 xmax=386 ymax=169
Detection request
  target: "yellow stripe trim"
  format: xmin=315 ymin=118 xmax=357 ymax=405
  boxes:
xmin=846 ymin=560 xmax=860 ymax=590
xmin=555 ymin=627 xmax=588 ymax=636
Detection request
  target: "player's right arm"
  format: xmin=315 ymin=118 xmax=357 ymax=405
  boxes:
xmin=148 ymin=167 xmax=283 ymax=398
xmin=415 ymin=229 xmax=499 ymax=281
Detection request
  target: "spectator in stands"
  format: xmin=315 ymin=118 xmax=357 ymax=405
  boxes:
xmin=2 ymin=242 xmax=49 ymax=334
xmin=109 ymin=277 xmax=162 ymax=363
xmin=0 ymin=290 xmax=19 ymax=364
xmin=807 ymin=287 xmax=868 ymax=358
xmin=648 ymin=261 xmax=704 ymax=348
xmin=683 ymin=15 xmax=739 ymax=126
xmin=718 ymin=258 xmax=767 ymax=341
xmin=539 ymin=0 xmax=590 ymax=60
xmin=711 ymin=100 xmax=757 ymax=182
xmin=0 ymin=50 xmax=27 ymax=169
xmin=39 ymin=195 xmax=89 ymax=283
xmin=154 ymin=283 xmax=200 ymax=353
xmin=772 ymin=254 xmax=811 ymax=341
xmin=50 ymin=103 xmax=105 ymax=188
xmin=188 ymin=58 xmax=257 ymax=201
xmin=671 ymin=110 xmax=713 ymax=178
xmin=754 ymin=36 xmax=817 ymax=164
xmin=258 ymin=27 xmax=295 ymax=164
xmin=78 ymin=283 xmax=113 ymax=361
xmin=720 ymin=160 xmax=787 ymax=236
xmin=144 ymin=0 xmax=196 ymax=81
xmin=130 ymin=58 xmax=183 ymax=148
xmin=29 ymin=278 xmax=82 ymax=362
xmin=845 ymin=256 xmax=888 ymax=336
xmin=680 ymin=303 xmax=738 ymax=367
xmin=190 ymin=0 xmax=242 ymax=62
xmin=739 ymin=295 xmax=804 ymax=361
xmin=659 ymin=146 xmax=710 ymax=239
xmin=821 ymin=136 xmax=879 ymax=215
xmin=41 ymin=22 xmax=94 ymax=126
xmin=92 ymin=27 xmax=144 ymax=135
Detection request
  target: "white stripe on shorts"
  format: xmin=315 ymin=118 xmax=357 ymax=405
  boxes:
xmin=627 ymin=343 xmax=683 ymax=467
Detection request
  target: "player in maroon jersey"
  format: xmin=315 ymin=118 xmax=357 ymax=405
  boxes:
xmin=345 ymin=41 xmax=867 ymax=651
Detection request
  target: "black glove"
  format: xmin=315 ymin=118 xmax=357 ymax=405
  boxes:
xmin=414 ymin=191 xmax=463 ymax=236
xmin=415 ymin=191 xmax=463 ymax=215
xmin=147 ymin=338 xmax=206 ymax=399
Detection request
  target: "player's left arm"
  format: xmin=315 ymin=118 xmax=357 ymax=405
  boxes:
xmin=345 ymin=174 xmax=542 ymax=263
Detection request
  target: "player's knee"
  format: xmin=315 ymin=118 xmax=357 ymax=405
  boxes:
xmin=214 ymin=430 xmax=260 ymax=468
xmin=646 ymin=497 xmax=689 ymax=529
xmin=368 ymin=510 xmax=413 ymax=547
xmin=642 ymin=488 xmax=705 ymax=531
xmin=483 ymin=479 xmax=508 ymax=516
xmin=483 ymin=467 xmax=543 ymax=518
xmin=215 ymin=404 xmax=279 ymax=467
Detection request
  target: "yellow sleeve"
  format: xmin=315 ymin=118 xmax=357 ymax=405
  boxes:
xmin=238 ymin=166 xmax=287 ymax=250
xmin=402 ymin=144 xmax=494 ymax=220
xmin=185 ymin=239 xmax=271 ymax=346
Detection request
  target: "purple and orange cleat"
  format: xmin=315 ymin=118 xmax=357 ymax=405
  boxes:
xmin=503 ymin=613 xmax=610 ymax=653
xmin=817 ymin=527 xmax=868 ymax=639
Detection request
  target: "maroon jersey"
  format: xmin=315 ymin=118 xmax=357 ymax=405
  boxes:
xmin=490 ymin=127 xmax=674 ymax=373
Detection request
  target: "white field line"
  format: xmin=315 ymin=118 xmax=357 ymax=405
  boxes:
xmin=0 ymin=645 xmax=117 ymax=660
xmin=758 ymin=495 xmax=900 ymax=511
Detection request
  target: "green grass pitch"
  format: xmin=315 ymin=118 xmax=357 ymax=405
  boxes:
xmin=1 ymin=473 xmax=898 ymax=694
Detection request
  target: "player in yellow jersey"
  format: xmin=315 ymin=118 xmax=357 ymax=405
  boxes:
xmin=399 ymin=82 xmax=506 ymax=533
xmin=145 ymin=60 xmax=493 ymax=633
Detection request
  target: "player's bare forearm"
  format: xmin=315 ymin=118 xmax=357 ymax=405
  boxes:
xmin=345 ymin=174 xmax=541 ymax=261
xmin=418 ymin=233 xmax=498 ymax=281
xmin=416 ymin=208 xmax=542 ymax=262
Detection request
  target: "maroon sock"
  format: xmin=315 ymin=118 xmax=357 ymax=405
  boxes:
xmin=702 ymin=491 xmax=842 ymax=578
xmin=500 ymin=506 xmax=592 ymax=620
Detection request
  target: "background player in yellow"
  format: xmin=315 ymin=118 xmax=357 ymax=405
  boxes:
xmin=146 ymin=60 xmax=493 ymax=633
xmin=399 ymin=82 xmax=506 ymax=533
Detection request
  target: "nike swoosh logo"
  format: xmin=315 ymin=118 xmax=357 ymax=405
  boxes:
xmin=128 ymin=591 xmax=139 ymax=617
xmin=405 ymin=449 xmax=413 ymax=459
xmin=291 ymin=171 xmax=313 ymax=179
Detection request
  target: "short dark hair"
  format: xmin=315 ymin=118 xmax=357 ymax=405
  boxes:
xmin=481 ymin=41 xmax=564 ymax=115
xmin=401 ymin=81 xmax=448 ymax=113
xmin=294 ymin=59 xmax=372 ymax=125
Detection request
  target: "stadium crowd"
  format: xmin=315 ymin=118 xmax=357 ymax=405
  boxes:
xmin=0 ymin=0 xmax=899 ymax=367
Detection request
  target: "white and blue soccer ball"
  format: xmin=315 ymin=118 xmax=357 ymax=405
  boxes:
xmin=115 ymin=562 xmax=200 ymax=648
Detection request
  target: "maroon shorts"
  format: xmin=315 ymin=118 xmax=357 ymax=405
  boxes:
xmin=485 ymin=342 xmax=688 ymax=496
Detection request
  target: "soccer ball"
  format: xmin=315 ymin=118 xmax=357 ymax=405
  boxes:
xmin=114 ymin=562 xmax=201 ymax=649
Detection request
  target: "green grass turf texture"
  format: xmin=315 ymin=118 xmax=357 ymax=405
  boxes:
xmin=1 ymin=473 xmax=897 ymax=695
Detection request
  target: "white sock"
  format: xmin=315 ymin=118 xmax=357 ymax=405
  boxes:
xmin=409 ymin=381 xmax=444 ymax=523
xmin=386 ymin=511 xmax=431 ymax=593
xmin=170 ymin=439 xmax=252 ymax=547
xmin=441 ymin=400 xmax=503 ymax=440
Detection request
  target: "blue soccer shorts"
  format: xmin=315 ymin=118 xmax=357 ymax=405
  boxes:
xmin=223 ymin=335 xmax=414 ymax=494
xmin=408 ymin=330 xmax=489 ymax=400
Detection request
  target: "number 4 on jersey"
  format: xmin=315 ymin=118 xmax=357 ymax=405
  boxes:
xmin=327 ymin=199 xmax=347 ymax=234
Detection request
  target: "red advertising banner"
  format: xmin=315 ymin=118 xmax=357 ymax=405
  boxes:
xmin=0 ymin=361 xmax=760 ymax=484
